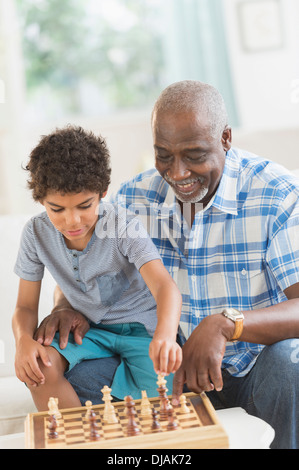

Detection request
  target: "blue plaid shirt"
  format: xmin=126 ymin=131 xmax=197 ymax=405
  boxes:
xmin=112 ymin=148 xmax=299 ymax=376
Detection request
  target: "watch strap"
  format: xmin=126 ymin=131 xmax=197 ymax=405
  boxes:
xmin=230 ymin=318 xmax=244 ymax=341
xmin=222 ymin=308 xmax=244 ymax=341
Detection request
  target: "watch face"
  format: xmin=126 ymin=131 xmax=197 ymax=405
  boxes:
xmin=223 ymin=308 xmax=244 ymax=320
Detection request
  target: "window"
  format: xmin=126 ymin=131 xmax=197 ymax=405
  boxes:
xmin=16 ymin=0 xmax=165 ymax=122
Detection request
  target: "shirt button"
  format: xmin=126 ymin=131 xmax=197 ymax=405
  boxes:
xmin=191 ymin=275 xmax=196 ymax=282
xmin=74 ymin=266 xmax=78 ymax=271
xmin=241 ymin=268 xmax=247 ymax=276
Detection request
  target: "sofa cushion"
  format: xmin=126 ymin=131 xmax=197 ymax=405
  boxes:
xmin=0 ymin=214 xmax=55 ymax=378
xmin=0 ymin=376 xmax=36 ymax=435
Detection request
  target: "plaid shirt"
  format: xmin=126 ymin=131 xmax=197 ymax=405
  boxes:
xmin=112 ymin=148 xmax=299 ymax=376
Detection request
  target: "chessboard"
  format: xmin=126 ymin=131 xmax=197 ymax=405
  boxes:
xmin=25 ymin=390 xmax=229 ymax=449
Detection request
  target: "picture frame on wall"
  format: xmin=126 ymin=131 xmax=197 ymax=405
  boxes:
xmin=237 ymin=0 xmax=284 ymax=52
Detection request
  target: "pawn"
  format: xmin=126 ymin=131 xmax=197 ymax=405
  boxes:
xmin=85 ymin=400 xmax=93 ymax=420
xmin=179 ymin=395 xmax=190 ymax=414
xmin=167 ymin=408 xmax=178 ymax=431
xmin=89 ymin=409 xmax=100 ymax=441
xmin=151 ymin=408 xmax=161 ymax=432
xmin=48 ymin=414 xmax=58 ymax=439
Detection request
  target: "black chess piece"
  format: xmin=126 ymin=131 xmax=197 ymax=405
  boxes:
xmin=48 ymin=414 xmax=58 ymax=439
xmin=151 ymin=408 xmax=161 ymax=432
xmin=125 ymin=395 xmax=140 ymax=436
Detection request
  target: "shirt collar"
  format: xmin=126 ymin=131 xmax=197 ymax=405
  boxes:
xmin=212 ymin=149 xmax=239 ymax=215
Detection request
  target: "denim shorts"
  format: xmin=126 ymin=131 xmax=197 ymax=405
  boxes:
xmin=50 ymin=322 xmax=173 ymax=400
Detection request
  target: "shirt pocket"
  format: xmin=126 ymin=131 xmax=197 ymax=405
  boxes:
xmin=223 ymin=267 xmax=269 ymax=308
xmin=96 ymin=270 xmax=130 ymax=307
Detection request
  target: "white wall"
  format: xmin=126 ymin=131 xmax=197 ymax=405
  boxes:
xmin=18 ymin=110 xmax=155 ymax=214
xmin=1 ymin=0 xmax=299 ymax=215
xmin=223 ymin=0 xmax=299 ymax=131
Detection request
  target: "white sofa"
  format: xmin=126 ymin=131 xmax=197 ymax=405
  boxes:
xmin=0 ymin=214 xmax=56 ymax=435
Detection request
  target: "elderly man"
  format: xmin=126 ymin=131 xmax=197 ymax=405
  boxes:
xmin=36 ymin=81 xmax=299 ymax=449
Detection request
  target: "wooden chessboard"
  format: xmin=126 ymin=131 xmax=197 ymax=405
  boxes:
xmin=25 ymin=392 xmax=229 ymax=449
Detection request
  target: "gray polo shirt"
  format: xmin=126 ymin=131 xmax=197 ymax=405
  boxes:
xmin=14 ymin=201 xmax=161 ymax=335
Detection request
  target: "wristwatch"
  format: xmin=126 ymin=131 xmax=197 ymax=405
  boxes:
xmin=222 ymin=308 xmax=244 ymax=341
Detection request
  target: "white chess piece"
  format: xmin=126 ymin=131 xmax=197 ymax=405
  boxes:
xmin=47 ymin=397 xmax=62 ymax=419
xmin=140 ymin=390 xmax=152 ymax=416
xmin=101 ymin=386 xmax=118 ymax=423
xmin=179 ymin=395 xmax=190 ymax=414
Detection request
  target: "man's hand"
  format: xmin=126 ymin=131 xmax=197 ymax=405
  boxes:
xmin=171 ymin=314 xmax=234 ymax=405
xmin=34 ymin=308 xmax=90 ymax=349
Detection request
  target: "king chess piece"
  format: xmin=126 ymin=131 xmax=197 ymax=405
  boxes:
xmin=125 ymin=395 xmax=140 ymax=436
xmin=156 ymin=374 xmax=170 ymax=421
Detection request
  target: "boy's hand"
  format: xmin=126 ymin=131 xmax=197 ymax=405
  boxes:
xmin=149 ymin=337 xmax=182 ymax=376
xmin=14 ymin=336 xmax=52 ymax=387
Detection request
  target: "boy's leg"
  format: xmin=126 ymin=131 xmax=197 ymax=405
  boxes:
xmin=111 ymin=324 xmax=174 ymax=400
xmin=50 ymin=327 xmax=119 ymax=405
xmin=27 ymin=346 xmax=81 ymax=411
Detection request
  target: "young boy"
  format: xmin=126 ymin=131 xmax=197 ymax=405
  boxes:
xmin=12 ymin=125 xmax=182 ymax=411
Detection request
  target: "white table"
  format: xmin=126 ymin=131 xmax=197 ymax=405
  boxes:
xmin=0 ymin=407 xmax=274 ymax=449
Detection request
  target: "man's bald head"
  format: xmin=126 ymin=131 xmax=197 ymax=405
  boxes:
xmin=152 ymin=80 xmax=229 ymax=139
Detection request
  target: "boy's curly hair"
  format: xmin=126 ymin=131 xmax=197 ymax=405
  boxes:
xmin=26 ymin=125 xmax=111 ymax=201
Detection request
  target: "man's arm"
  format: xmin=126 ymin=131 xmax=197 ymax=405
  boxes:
xmin=172 ymin=282 xmax=299 ymax=403
xmin=236 ymin=283 xmax=299 ymax=344
xmin=35 ymin=286 xmax=90 ymax=349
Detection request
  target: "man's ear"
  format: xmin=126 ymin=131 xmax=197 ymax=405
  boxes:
xmin=222 ymin=126 xmax=232 ymax=151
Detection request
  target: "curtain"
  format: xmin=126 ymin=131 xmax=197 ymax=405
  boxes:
xmin=161 ymin=0 xmax=239 ymax=127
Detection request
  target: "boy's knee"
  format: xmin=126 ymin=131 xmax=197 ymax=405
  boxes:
xmin=37 ymin=346 xmax=68 ymax=382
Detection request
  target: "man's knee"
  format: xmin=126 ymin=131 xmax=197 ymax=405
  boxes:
xmin=261 ymin=339 xmax=299 ymax=386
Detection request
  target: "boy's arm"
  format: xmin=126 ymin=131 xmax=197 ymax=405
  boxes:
xmin=12 ymin=279 xmax=52 ymax=386
xmin=139 ymin=259 xmax=182 ymax=375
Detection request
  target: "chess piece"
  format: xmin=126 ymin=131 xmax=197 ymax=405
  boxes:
xmin=157 ymin=375 xmax=170 ymax=421
xmin=151 ymin=408 xmax=161 ymax=432
xmin=140 ymin=390 xmax=152 ymax=416
xmin=47 ymin=397 xmax=61 ymax=420
xmin=101 ymin=385 xmax=118 ymax=423
xmin=179 ymin=395 xmax=190 ymax=414
xmin=125 ymin=395 xmax=140 ymax=436
xmin=85 ymin=400 xmax=93 ymax=420
xmin=89 ymin=409 xmax=100 ymax=441
xmin=48 ymin=414 xmax=58 ymax=439
xmin=167 ymin=408 xmax=178 ymax=431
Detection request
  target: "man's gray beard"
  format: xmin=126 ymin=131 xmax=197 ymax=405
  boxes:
xmin=164 ymin=174 xmax=209 ymax=204
xmin=173 ymin=185 xmax=209 ymax=204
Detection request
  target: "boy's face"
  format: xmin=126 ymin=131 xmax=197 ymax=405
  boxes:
xmin=42 ymin=191 xmax=103 ymax=250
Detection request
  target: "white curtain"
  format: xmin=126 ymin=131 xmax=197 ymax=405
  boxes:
xmin=0 ymin=0 xmax=26 ymax=214
xmin=161 ymin=0 xmax=239 ymax=127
